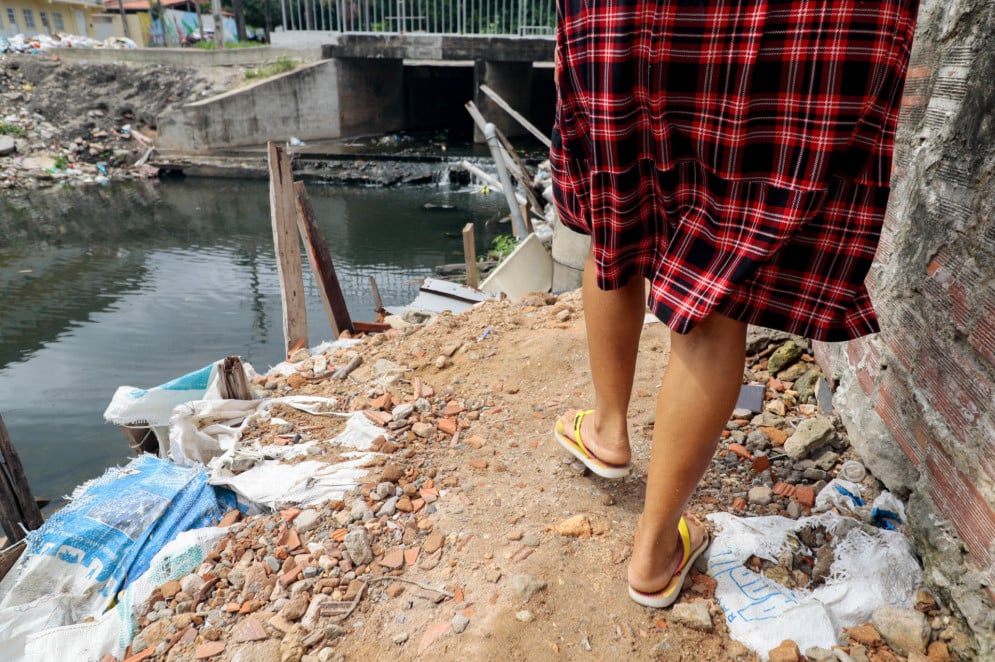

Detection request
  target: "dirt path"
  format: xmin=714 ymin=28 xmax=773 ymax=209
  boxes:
xmin=120 ymin=291 xmax=965 ymax=662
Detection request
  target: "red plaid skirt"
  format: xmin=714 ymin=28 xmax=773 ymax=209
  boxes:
xmin=550 ymin=0 xmax=919 ymax=341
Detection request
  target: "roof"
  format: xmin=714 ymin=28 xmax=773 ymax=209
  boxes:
xmin=102 ymin=0 xmax=195 ymax=11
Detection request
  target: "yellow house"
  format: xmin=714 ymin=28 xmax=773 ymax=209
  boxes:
xmin=0 ymin=0 xmax=106 ymax=38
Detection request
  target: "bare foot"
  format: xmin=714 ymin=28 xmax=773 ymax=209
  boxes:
xmin=627 ymin=514 xmax=708 ymax=595
xmin=557 ymin=409 xmax=632 ymax=467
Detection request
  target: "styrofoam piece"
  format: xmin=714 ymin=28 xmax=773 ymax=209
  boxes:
xmin=480 ymin=233 xmax=553 ymax=300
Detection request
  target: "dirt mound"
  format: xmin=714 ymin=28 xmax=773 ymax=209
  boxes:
xmin=119 ymin=292 xmax=968 ymax=661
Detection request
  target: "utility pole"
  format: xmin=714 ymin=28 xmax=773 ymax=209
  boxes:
xmin=212 ymin=0 xmax=225 ymax=48
xmin=117 ymin=0 xmax=131 ymax=38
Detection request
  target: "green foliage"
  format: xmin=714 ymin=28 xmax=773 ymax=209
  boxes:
xmin=244 ymin=55 xmax=298 ymax=80
xmin=53 ymin=155 xmax=69 ymax=170
xmin=194 ymin=39 xmax=263 ymax=50
xmin=0 ymin=123 xmax=26 ymax=138
xmin=491 ymin=234 xmax=517 ymax=258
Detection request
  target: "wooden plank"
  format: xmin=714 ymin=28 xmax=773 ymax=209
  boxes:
xmin=462 ymin=223 xmax=478 ymax=289
xmin=479 ymin=84 xmax=552 ymax=148
xmin=0 ymin=415 xmax=43 ymax=543
xmin=294 ymin=182 xmax=355 ymax=338
xmin=268 ymin=142 xmax=309 ymax=357
xmin=368 ymin=276 xmax=385 ymax=316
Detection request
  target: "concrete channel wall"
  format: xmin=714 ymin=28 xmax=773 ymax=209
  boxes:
xmin=814 ymin=0 xmax=995 ymax=656
xmin=54 ymin=46 xmax=324 ymax=67
xmin=156 ymin=58 xmax=406 ymax=152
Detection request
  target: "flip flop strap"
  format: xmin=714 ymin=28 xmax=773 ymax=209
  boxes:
xmin=675 ymin=516 xmax=693 ymax=573
xmin=572 ymin=410 xmax=595 ymax=460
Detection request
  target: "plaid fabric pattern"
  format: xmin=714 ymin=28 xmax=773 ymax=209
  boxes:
xmin=551 ymin=0 xmax=919 ymax=341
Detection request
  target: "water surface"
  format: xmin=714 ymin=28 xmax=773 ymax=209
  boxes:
xmin=0 ymin=177 xmax=509 ymax=502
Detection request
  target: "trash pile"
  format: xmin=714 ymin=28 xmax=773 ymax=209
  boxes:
xmin=0 ymin=54 xmax=235 ymax=189
xmin=0 ymin=33 xmax=137 ymax=54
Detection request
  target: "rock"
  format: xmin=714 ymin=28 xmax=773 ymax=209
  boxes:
xmin=846 ymin=624 xmax=883 ymax=647
xmin=748 ymin=485 xmax=773 ymax=505
xmin=451 ymin=613 xmax=470 ymax=634
xmin=767 ymin=340 xmax=805 ymax=374
xmin=195 ymin=641 xmax=226 ymax=659
xmin=380 ymin=464 xmax=404 ymax=482
xmin=0 ymin=135 xmax=16 ymax=156
xmin=725 ymin=640 xmax=752 ymax=658
xmin=160 ymin=579 xmax=182 ymax=599
xmin=228 ymin=640 xmax=281 ymax=662
xmin=555 ymin=514 xmax=592 ymax=537
xmin=392 ymin=632 xmax=409 ymax=645
xmin=279 ymin=593 xmax=309 ymax=621
xmin=293 ymin=509 xmax=321 ymax=533
xmin=784 ymin=417 xmax=836 ymax=459
xmin=515 ymin=610 xmax=532 ymax=622
xmin=804 ymin=646 xmax=837 ymax=660
xmin=507 ymin=574 xmax=547 ymax=603
xmin=344 ymin=528 xmax=374 ymax=566
xmin=423 ymin=530 xmax=445 ymax=554
xmin=767 ymin=639 xmax=801 ymax=662
xmin=280 ymin=626 xmax=304 ymax=662
xmin=134 ymin=619 xmax=171 ymax=651
xmin=786 ymin=501 xmax=803 ymax=519
xmin=180 ymin=573 xmax=205 ymax=596
xmin=794 ymin=369 xmax=821 ymax=403
xmin=412 ymin=422 xmax=435 ymax=438
xmin=871 ymin=606 xmax=930 ymax=655
xmin=392 ymin=403 xmax=414 ymax=421
xmin=669 ymin=600 xmax=713 ymax=631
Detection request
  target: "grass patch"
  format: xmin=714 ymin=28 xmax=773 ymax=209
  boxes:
xmin=244 ymin=56 xmax=299 ymax=80
xmin=194 ymin=40 xmax=264 ymax=50
xmin=0 ymin=123 xmax=27 ymax=138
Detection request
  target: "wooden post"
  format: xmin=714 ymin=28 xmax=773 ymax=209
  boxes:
xmin=0 ymin=415 xmax=43 ymax=544
xmin=268 ymin=142 xmax=309 ymax=357
xmin=462 ymin=223 xmax=478 ymax=289
xmin=294 ymin=182 xmax=355 ymax=338
xmin=479 ymin=83 xmax=552 ymax=148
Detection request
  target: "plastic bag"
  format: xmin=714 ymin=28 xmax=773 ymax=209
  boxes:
xmin=707 ymin=511 xmax=922 ymax=659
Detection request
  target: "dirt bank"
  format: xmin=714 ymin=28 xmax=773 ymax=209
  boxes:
xmin=115 ymin=292 xmax=970 ymax=662
xmin=0 ymin=54 xmax=242 ymax=189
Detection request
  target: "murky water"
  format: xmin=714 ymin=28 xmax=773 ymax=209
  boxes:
xmin=0 ymin=176 xmax=510 ymax=503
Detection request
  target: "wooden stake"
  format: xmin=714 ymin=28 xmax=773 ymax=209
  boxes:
xmin=294 ymin=182 xmax=354 ymax=338
xmin=479 ymin=84 xmax=552 ymax=148
xmin=369 ymin=276 xmax=385 ymax=316
xmin=268 ymin=142 xmax=309 ymax=357
xmin=462 ymin=223 xmax=478 ymax=289
xmin=0 ymin=415 xmax=43 ymax=544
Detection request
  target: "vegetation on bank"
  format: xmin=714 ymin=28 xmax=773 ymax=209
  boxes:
xmin=244 ymin=56 xmax=299 ymax=80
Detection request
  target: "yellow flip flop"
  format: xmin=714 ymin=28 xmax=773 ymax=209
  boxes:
xmin=553 ymin=409 xmax=632 ymax=479
xmin=628 ymin=515 xmax=710 ymax=608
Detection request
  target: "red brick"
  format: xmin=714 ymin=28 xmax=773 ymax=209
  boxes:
xmin=968 ymin=286 xmax=995 ymax=365
xmin=875 ymin=370 xmax=925 ymax=465
xmin=924 ymin=444 xmax=995 ymax=572
xmin=794 ymin=486 xmax=815 ymax=508
xmin=914 ymin=343 xmax=991 ymax=448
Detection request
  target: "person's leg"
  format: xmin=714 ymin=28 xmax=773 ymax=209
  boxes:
xmin=628 ymin=311 xmax=746 ymax=594
xmin=559 ymin=248 xmax=646 ymax=466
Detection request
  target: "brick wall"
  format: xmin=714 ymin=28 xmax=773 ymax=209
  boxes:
xmin=814 ymin=0 xmax=995 ymax=656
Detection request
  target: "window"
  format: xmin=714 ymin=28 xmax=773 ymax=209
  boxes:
xmin=23 ymin=9 xmax=36 ymax=30
xmin=53 ymin=12 xmax=65 ymax=31
xmin=6 ymin=8 xmax=17 ymax=29
xmin=40 ymin=11 xmax=49 ymax=30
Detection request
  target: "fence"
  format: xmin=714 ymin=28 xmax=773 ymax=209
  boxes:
xmin=278 ymin=0 xmax=556 ymax=36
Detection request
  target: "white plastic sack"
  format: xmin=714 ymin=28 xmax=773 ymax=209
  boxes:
xmin=706 ymin=511 xmax=922 ymax=659
xmin=169 ymin=395 xmax=382 ymax=511
xmin=102 ymin=359 xmax=257 ymax=458
xmin=23 ymin=527 xmax=226 ymax=661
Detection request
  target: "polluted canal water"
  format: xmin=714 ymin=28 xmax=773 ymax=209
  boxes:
xmin=0 ymin=176 xmax=510 ymax=503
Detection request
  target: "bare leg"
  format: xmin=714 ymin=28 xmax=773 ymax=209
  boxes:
xmin=559 ymin=248 xmax=646 ymax=466
xmin=628 ymin=312 xmax=746 ymax=593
